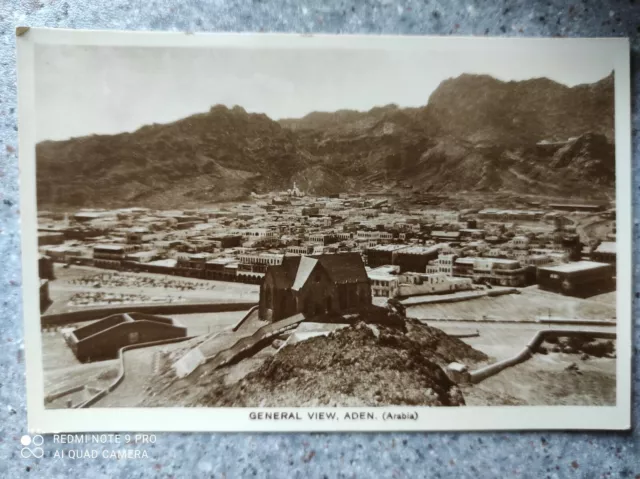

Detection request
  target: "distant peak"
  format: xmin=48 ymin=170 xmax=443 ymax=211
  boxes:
xmin=208 ymin=104 xmax=248 ymax=115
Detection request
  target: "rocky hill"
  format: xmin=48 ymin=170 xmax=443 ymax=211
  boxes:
xmin=203 ymin=320 xmax=487 ymax=407
xmin=427 ymin=73 xmax=614 ymax=146
xmin=141 ymin=319 xmax=489 ymax=408
xmin=36 ymin=73 xmax=615 ymax=209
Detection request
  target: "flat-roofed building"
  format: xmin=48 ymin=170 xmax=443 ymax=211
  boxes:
xmin=430 ymin=231 xmax=461 ymax=242
xmin=367 ymin=265 xmax=400 ymax=298
xmin=210 ymin=234 xmax=243 ymax=249
xmin=453 ymin=257 xmax=475 ymax=278
xmin=364 ymin=244 xmax=410 ymax=268
xmin=459 ymin=228 xmax=485 ymax=241
xmin=453 ymin=257 xmax=526 ymax=286
xmin=44 ymin=245 xmax=85 ymax=262
xmin=287 ymin=245 xmax=315 ymax=255
xmin=125 ymin=227 xmax=148 ymax=244
xmin=38 ymin=231 xmax=65 ymax=246
xmin=511 ymin=236 xmax=530 ymax=250
xmin=334 ymin=232 xmax=353 ymax=241
xmin=308 ymin=233 xmax=337 ymax=245
xmin=522 ymin=254 xmax=554 ymax=267
xmin=174 ymin=252 xmax=211 ymax=278
xmin=231 ymin=228 xmax=279 ymax=240
xmin=426 ymin=254 xmax=457 ymax=276
xmin=93 ymin=244 xmax=134 ymax=268
xmin=537 ymin=261 xmax=614 ymax=296
xmin=237 ymin=253 xmax=284 ymax=282
xmin=356 ymin=230 xmax=393 ymax=243
xmin=591 ymin=241 xmax=616 ymax=265
xmin=205 ymin=257 xmax=238 ymax=281
xmin=473 ymin=258 xmax=526 ymax=287
xmin=93 ymin=244 xmax=132 ymax=260
xmin=392 ymin=245 xmax=441 ymax=273
xmin=396 ymin=272 xmax=473 ymax=297
xmin=125 ymin=250 xmax=158 ymax=263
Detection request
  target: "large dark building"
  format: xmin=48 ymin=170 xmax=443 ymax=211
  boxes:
xmin=259 ymin=253 xmax=372 ymax=322
xmin=364 ymin=244 xmax=409 ymax=268
xmin=392 ymin=245 xmax=440 ymax=273
xmin=211 ymin=234 xmax=243 ymax=248
xmin=537 ymin=261 xmax=614 ymax=297
xmin=64 ymin=313 xmax=187 ymax=362
xmin=39 ymin=255 xmax=55 ymax=280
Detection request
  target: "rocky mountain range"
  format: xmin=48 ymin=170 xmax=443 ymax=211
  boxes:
xmin=36 ymin=72 xmax=615 ymax=209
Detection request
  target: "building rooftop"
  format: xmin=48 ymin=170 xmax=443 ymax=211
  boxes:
xmin=367 ymin=272 xmax=397 ymax=281
xmin=478 ymin=209 xmax=544 ymax=215
xmin=44 ymin=245 xmax=84 ymax=252
xmin=396 ymin=245 xmax=440 ymax=255
xmin=539 ymin=261 xmax=610 ymax=274
xmin=594 ymin=242 xmax=616 ymax=254
xmin=366 ymin=244 xmax=410 ymax=252
xmin=147 ymin=259 xmax=177 ymax=267
xmin=368 ymin=265 xmax=400 ymax=274
xmin=93 ymin=244 xmax=125 ymax=251
xmin=478 ymin=257 xmax=520 ymax=265
xmin=207 ymin=257 xmax=237 ymax=265
xmin=127 ymin=250 xmax=156 ymax=257
xmin=455 ymin=258 xmax=476 ymax=265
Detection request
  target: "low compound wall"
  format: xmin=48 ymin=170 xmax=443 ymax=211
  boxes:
xmin=45 ymin=385 xmax=86 ymax=404
xmin=42 ymin=302 xmax=257 ymax=326
xmin=469 ymin=329 xmax=617 ymax=384
xmin=401 ymin=287 xmax=519 ymax=307
xmin=231 ymin=305 xmax=260 ymax=332
xmin=536 ymin=317 xmax=616 ymax=327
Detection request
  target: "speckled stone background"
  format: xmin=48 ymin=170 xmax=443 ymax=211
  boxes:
xmin=0 ymin=0 xmax=638 ymax=477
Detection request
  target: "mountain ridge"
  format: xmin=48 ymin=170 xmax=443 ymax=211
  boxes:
xmin=36 ymin=72 xmax=615 ymax=209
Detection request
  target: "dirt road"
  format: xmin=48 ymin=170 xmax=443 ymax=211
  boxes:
xmin=91 ymin=343 xmax=179 ymax=408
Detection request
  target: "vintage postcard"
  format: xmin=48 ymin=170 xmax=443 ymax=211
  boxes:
xmin=17 ymin=28 xmax=631 ymax=432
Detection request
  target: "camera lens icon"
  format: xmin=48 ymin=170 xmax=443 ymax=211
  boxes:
xmin=20 ymin=435 xmax=44 ymax=459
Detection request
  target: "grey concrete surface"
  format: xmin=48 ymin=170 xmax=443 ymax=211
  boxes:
xmin=0 ymin=0 xmax=639 ymax=477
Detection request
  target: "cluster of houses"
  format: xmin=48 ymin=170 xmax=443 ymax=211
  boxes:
xmin=37 ymin=187 xmax=616 ymax=311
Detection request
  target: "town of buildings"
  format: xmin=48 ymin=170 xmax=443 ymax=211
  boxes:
xmin=37 ymin=185 xmax=616 ymax=318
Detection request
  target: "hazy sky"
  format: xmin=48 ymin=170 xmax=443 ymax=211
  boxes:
xmin=35 ymin=42 xmax=614 ymax=142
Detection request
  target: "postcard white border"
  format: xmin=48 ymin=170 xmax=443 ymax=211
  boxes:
xmin=17 ymin=28 xmax=632 ymax=433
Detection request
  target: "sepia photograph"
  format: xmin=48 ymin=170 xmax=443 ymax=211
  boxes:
xmin=18 ymin=29 xmax=631 ymax=432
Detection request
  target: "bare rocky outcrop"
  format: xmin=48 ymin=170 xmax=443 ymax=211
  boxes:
xmin=203 ymin=318 xmax=488 ymax=407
